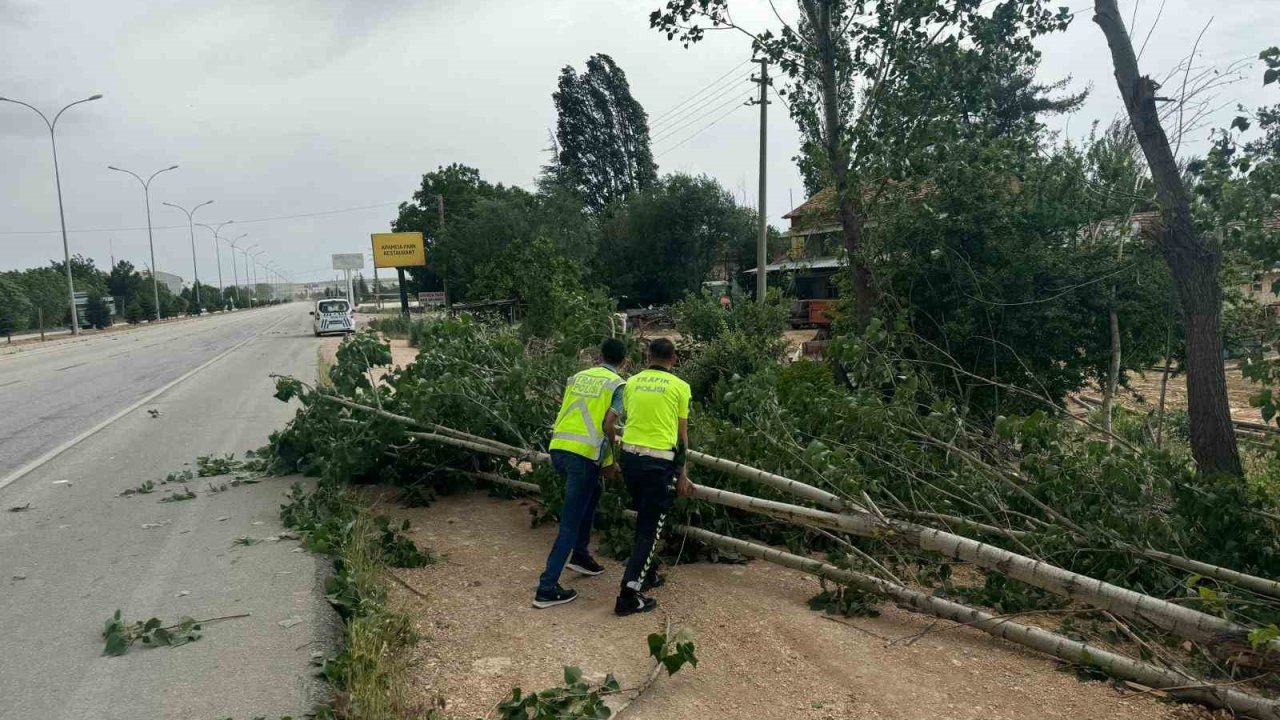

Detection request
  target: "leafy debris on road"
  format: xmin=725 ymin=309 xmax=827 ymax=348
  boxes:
xmin=7 ymin=503 xmax=31 ymax=512
xmin=159 ymin=488 xmax=197 ymax=503
xmin=119 ymin=480 xmax=157 ymax=496
xmin=102 ymin=609 xmax=202 ymax=656
xmin=277 ymin=615 xmax=303 ymax=629
xmin=140 ymin=520 xmax=172 ymax=530
xmin=232 ymin=536 xmax=260 ymax=546
xmin=146 ymin=408 xmax=161 ymax=418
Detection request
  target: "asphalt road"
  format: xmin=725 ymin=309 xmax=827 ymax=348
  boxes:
xmin=0 ymin=303 xmax=335 ymax=720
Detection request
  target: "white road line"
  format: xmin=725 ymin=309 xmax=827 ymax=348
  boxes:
xmin=0 ymin=309 xmax=295 ymax=493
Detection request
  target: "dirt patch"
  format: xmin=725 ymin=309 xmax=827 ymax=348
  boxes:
xmin=317 ymin=333 xmax=417 ymax=375
xmin=1116 ymin=365 xmax=1266 ymax=424
xmin=384 ymin=493 xmax=1195 ymax=720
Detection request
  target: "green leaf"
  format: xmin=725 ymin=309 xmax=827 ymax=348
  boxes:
xmin=103 ymin=631 xmax=130 ymax=656
xmin=563 ymin=665 xmax=583 ymax=685
xmin=647 ymin=632 xmax=667 ymax=660
xmin=1264 ymin=68 xmax=1279 ymax=86
xmin=1231 ymin=116 xmax=1251 ymax=132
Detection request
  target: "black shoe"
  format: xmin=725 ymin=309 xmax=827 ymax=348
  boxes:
xmin=614 ymin=589 xmax=658 ymax=616
xmin=532 ymin=585 xmax=578 ymax=609
xmin=641 ymin=572 xmax=666 ymax=591
xmin=566 ymin=555 xmax=605 ymax=576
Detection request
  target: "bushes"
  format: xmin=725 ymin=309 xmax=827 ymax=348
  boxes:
xmin=267 ymin=304 xmax=1280 ymax=644
xmin=85 ymin=293 xmax=112 ymax=329
xmin=0 ymin=276 xmax=32 ymax=334
xmin=673 ymin=290 xmax=789 ymax=402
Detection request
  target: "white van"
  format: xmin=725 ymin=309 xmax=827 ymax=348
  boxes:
xmin=311 ymin=298 xmax=355 ymax=336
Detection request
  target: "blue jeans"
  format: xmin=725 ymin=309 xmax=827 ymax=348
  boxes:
xmin=537 ymin=450 xmax=603 ymax=593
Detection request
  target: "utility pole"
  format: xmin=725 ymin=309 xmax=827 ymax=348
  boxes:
xmin=750 ymin=58 xmax=769 ymax=304
xmin=438 ymin=194 xmax=448 ymax=309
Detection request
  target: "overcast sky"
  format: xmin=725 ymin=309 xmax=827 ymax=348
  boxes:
xmin=1 ymin=0 xmax=1274 ymax=284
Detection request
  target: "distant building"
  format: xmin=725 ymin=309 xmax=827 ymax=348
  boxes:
xmin=147 ymin=271 xmax=184 ymax=295
xmin=745 ymin=188 xmax=845 ymax=328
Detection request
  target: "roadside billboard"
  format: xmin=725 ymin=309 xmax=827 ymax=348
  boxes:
xmin=370 ymin=232 xmax=426 ymax=268
xmin=331 ymin=253 xmax=364 ymax=271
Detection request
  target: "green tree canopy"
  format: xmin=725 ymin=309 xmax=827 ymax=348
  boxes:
xmin=599 ymin=173 xmax=756 ymax=306
xmin=554 ymin=53 xmax=658 ymax=213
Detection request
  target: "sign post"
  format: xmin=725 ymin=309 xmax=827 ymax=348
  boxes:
xmin=331 ymin=253 xmax=365 ymax=307
xmin=370 ymin=232 xmax=426 ymax=316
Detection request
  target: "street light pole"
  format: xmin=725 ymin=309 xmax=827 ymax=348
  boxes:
xmin=197 ymin=220 xmax=233 ymax=311
xmin=242 ymin=244 xmax=258 ymax=307
xmin=162 ymin=200 xmax=213 ymax=313
xmin=1 ymin=93 xmax=104 ymax=335
xmin=228 ymin=233 xmax=247 ymax=309
xmin=108 ymin=164 xmax=178 ymax=321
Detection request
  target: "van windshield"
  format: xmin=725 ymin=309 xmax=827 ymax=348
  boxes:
xmin=318 ymin=301 xmax=349 ymax=314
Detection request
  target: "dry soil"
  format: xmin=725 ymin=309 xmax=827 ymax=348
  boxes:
xmin=381 ymin=493 xmax=1210 ymax=720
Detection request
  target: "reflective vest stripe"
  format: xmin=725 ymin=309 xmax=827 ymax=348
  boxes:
xmin=548 ymin=368 xmax=622 ymax=463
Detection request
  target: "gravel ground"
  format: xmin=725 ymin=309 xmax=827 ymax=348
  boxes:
xmin=382 ymin=493 xmax=1209 ymax=720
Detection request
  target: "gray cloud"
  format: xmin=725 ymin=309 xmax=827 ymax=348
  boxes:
xmin=0 ymin=0 xmax=1274 ymax=284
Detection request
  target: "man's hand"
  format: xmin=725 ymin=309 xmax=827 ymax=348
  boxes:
xmin=676 ymin=470 xmax=695 ymax=498
xmin=602 ymin=463 xmax=621 ymax=482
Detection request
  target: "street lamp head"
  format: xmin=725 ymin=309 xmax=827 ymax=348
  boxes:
xmin=167 ymin=165 xmax=179 ymax=171
xmin=87 ymin=94 xmax=103 ymax=101
xmin=107 ymin=165 xmax=121 ymax=171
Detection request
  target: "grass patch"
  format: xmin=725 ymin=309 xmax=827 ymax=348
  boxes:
xmin=281 ymin=480 xmax=433 ymax=720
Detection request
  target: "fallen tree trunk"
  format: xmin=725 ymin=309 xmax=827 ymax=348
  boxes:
xmin=463 ymin=454 xmax=1280 ymax=716
xmin=330 ymin=398 xmax=1280 ymax=649
xmin=659 ymin=518 xmax=1280 ymax=720
xmin=690 ymin=483 xmax=1270 ymax=652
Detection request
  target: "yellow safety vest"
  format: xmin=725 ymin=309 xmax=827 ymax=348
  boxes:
xmin=548 ymin=365 xmax=623 ymax=464
xmin=621 ymin=368 xmax=691 ymax=451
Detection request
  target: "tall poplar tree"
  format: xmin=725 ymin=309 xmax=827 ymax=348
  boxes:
xmin=554 ymin=53 xmax=658 ymax=213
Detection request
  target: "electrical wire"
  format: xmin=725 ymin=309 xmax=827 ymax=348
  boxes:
xmin=649 ymin=74 xmax=752 ymax=136
xmin=0 ymin=201 xmax=400 ymax=236
xmin=655 ymin=102 xmax=751 ymax=159
xmin=650 ymin=93 xmax=751 ymax=147
xmin=648 ymin=58 xmax=752 ymax=125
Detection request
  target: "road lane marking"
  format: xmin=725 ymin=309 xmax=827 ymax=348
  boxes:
xmin=55 ymin=362 xmax=88 ymax=372
xmin=0 ymin=309 xmax=296 ymax=493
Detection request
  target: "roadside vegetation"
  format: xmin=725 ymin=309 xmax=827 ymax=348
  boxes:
xmin=251 ymin=3 xmax=1280 ymax=717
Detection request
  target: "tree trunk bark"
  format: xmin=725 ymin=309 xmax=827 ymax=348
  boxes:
xmin=806 ymin=0 xmax=876 ymax=325
xmin=1102 ymin=307 xmax=1121 ymax=438
xmin=1093 ymin=0 xmax=1242 ymax=477
xmin=664 ymin=520 xmax=1280 ymax=720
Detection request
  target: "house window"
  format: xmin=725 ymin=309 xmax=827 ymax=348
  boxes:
xmin=1252 ymin=276 xmax=1264 ymax=292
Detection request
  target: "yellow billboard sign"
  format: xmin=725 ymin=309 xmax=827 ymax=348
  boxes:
xmin=370 ymin=232 xmax=426 ymax=268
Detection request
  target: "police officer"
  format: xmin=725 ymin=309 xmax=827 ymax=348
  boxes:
xmin=533 ymin=338 xmax=628 ymax=609
xmin=615 ymin=337 xmax=695 ymax=616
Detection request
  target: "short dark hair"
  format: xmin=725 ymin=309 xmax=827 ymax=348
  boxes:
xmin=601 ymin=338 xmax=626 ymax=365
xmin=648 ymin=337 xmax=676 ymax=362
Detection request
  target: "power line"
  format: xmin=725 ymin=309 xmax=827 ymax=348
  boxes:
xmin=648 ymin=59 xmax=752 ymax=124
xmin=0 ymin=201 xmax=400 ymax=236
xmin=655 ymin=102 xmax=751 ymax=159
xmin=649 ymin=74 xmax=751 ymax=134
xmin=651 ymin=93 xmax=751 ymax=147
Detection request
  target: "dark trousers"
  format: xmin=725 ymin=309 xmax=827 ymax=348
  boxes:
xmin=537 ymin=450 xmax=603 ymax=593
xmin=619 ymin=451 xmax=677 ymax=591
